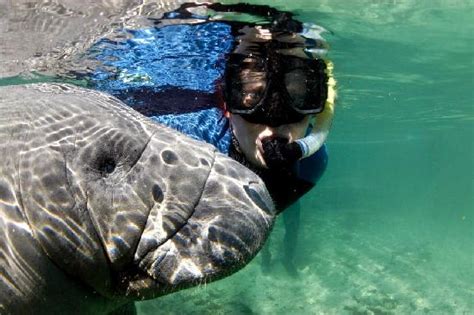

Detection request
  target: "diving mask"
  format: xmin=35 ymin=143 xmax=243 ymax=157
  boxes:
xmin=225 ymin=53 xmax=328 ymax=125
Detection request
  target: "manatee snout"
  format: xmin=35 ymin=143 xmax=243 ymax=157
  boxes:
xmin=131 ymin=153 xmax=275 ymax=297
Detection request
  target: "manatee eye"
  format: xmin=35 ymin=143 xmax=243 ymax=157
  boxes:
xmin=97 ymin=156 xmax=116 ymax=175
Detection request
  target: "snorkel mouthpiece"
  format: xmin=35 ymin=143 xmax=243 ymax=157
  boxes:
xmin=259 ymin=137 xmax=313 ymax=211
xmin=261 ymin=137 xmax=303 ymax=169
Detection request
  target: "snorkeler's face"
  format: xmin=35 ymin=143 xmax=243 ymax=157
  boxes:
xmin=229 ymin=113 xmax=311 ymax=168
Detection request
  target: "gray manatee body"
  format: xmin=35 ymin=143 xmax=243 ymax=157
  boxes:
xmin=0 ymin=83 xmax=275 ymax=314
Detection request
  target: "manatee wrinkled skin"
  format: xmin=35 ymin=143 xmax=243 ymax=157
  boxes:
xmin=0 ymin=83 xmax=275 ymax=314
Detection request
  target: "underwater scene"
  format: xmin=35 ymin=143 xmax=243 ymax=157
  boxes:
xmin=0 ymin=0 xmax=472 ymax=314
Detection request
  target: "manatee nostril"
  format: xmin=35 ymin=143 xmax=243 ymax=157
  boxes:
xmin=200 ymin=158 xmax=209 ymax=166
xmin=161 ymin=150 xmax=178 ymax=165
xmin=152 ymin=184 xmax=164 ymax=203
xmin=243 ymin=182 xmax=274 ymax=215
xmin=97 ymin=157 xmax=116 ymax=175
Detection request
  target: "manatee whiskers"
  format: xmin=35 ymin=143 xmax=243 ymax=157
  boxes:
xmin=0 ymin=83 xmax=275 ymax=314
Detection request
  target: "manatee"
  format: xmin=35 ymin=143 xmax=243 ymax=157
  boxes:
xmin=0 ymin=83 xmax=275 ymax=314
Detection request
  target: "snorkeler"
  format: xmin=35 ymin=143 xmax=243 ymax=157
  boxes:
xmin=222 ymin=23 xmax=335 ymax=208
xmin=219 ymin=15 xmax=336 ymax=276
xmin=84 ymin=3 xmax=336 ymax=276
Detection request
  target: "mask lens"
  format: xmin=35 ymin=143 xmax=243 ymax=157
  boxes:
xmin=284 ymin=58 xmax=328 ymax=114
xmin=226 ymin=56 xmax=267 ymax=113
xmin=285 ymin=69 xmax=308 ymax=107
xmin=239 ymin=68 xmax=266 ymax=108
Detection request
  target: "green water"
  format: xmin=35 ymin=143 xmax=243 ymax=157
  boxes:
xmin=137 ymin=1 xmax=473 ymax=314
xmin=1 ymin=1 xmax=472 ymax=314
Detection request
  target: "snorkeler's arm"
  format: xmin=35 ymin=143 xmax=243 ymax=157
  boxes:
xmin=295 ymin=62 xmax=336 ymax=158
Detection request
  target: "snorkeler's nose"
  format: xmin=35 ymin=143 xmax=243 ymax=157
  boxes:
xmin=264 ymin=126 xmax=292 ymax=140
